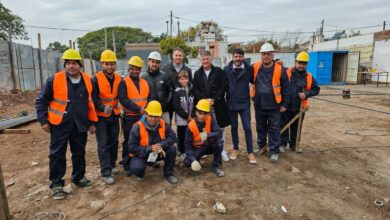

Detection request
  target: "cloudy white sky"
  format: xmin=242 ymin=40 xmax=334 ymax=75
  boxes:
xmin=3 ymin=0 xmax=390 ymax=48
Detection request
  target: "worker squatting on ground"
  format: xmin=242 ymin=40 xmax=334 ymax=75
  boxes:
xmin=224 ymin=48 xmax=256 ymax=164
xmin=192 ymin=51 xmax=231 ymax=162
xmin=35 ymin=49 xmax=98 ymax=200
xmin=250 ymin=43 xmax=290 ymax=163
xmin=127 ymin=101 xmax=178 ymax=184
xmin=118 ymin=56 xmax=151 ymax=177
xmin=183 ymin=99 xmax=225 ymax=177
xmin=91 ymin=50 xmax=122 ymax=185
xmin=280 ymin=52 xmax=320 ymax=152
xmin=140 ymin=51 xmax=172 ymax=125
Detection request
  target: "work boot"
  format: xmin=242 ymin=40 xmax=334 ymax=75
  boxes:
xmin=289 ymin=144 xmax=296 ymax=152
xmin=279 ymin=144 xmax=286 ymax=153
xmin=137 ymin=176 xmax=145 ymax=182
xmin=229 ymin=149 xmax=239 ymax=160
xmin=191 ymin=160 xmax=202 ymax=172
xmin=52 ymin=186 xmax=66 ymax=200
xmin=124 ymin=170 xmax=132 ymax=177
xmin=214 ymin=167 xmax=225 ymax=177
xmin=247 ymin=153 xmax=257 ymax=164
xmin=270 ymin=154 xmax=279 ymax=163
xmin=73 ymin=177 xmax=93 ymax=189
xmin=102 ymin=176 xmax=115 ymax=185
xmin=221 ymin=150 xmax=230 ymax=162
xmin=165 ymin=175 xmax=178 ymax=184
xmin=112 ymin=167 xmax=119 ymax=175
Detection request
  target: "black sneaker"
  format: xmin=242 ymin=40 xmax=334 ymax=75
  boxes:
xmin=73 ymin=177 xmax=93 ymax=189
xmin=124 ymin=170 xmax=132 ymax=177
xmin=165 ymin=175 xmax=178 ymax=184
xmin=52 ymin=186 xmax=66 ymax=200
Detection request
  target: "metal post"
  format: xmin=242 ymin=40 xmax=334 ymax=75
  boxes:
xmin=17 ymin=44 xmax=25 ymax=91
xmin=30 ymin=44 xmax=37 ymax=89
xmin=384 ymin=21 xmax=386 ymax=31
xmin=377 ymin=73 xmax=380 ymax=88
xmin=112 ymin=31 xmax=116 ymax=54
xmin=386 ymin=72 xmax=388 ymax=86
xmin=104 ymin=28 xmax=107 ymax=49
xmin=0 ymin=162 xmax=11 ymax=220
xmin=170 ymin=10 xmax=173 ymax=37
xmin=8 ymin=27 xmax=17 ymax=91
xmin=69 ymin=40 xmax=72 ymax=48
xmin=37 ymin=33 xmax=44 ymax=88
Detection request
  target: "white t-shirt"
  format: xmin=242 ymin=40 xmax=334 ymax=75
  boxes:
xmin=204 ymin=69 xmax=211 ymax=78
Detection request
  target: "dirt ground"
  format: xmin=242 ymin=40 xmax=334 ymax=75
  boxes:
xmin=1 ymin=85 xmax=390 ymax=220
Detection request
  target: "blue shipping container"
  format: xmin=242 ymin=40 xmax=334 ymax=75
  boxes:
xmin=307 ymin=51 xmax=333 ymax=85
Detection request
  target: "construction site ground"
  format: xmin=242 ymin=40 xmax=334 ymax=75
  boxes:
xmin=1 ymin=85 xmax=390 ymax=220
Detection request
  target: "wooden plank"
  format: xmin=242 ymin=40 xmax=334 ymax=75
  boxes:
xmin=0 ymin=162 xmax=11 ymax=220
xmin=3 ymin=129 xmax=31 ymax=134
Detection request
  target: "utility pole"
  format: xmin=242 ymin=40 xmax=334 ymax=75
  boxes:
xmin=312 ymin=32 xmax=315 ymax=50
xmin=170 ymin=10 xmax=173 ymax=37
xmin=72 ymin=42 xmax=75 ymax=49
xmin=68 ymin=40 xmax=72 ymax=48
xmin=320 ymin=19 xmax=324 ymax=42
xmin=37 ymin=33 xmax=44 ymax=88
xmin=112 ymin=31 xmax=116 ymax=54
xmin=177 ymin=20 xmax=180 ymax=36
xmin=383 ymin=21 xmax=386 ymax=31
xmin=104 ymin=28 xmax=107 ymax=49
xmin=166 ymin=21 xmax=169 ymax=36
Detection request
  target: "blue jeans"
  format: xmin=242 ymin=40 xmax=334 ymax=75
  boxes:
xmin=254 ymin=107 xmax=281 ymax=154
xmin=229 ymin=108 xmax=253 ymax=153
xmin=184 ymin=141 xmax=223 ymax=169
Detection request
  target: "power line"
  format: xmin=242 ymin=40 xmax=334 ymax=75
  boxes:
xmin=25 ymin=25 xmax=92 ymax=32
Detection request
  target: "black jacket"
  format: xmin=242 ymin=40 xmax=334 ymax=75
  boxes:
xmin=162 ymin=62 xmax=193 ymax=88
xmin=193 ymin=65 xmax=230 ymax=127
xmin=224 ymin=60 xmax=252 ymax=111
xmin=140 ymin=70 xmax=172 ymax=112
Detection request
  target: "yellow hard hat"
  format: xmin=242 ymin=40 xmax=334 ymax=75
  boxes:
xmin=195 ymin=99 xmax=211 ymax=113
xmin=128 ymin=56 xmax=143 ymax=68
xmin=62 ymin=49 xmax=82 ymax=61
xmin=145 ymin=100 xmax=163 ymax=116
xmin=296 ymin=52 xmax=309 ymax=62
xmin=100 ymin=49 xmax=117 ymax=62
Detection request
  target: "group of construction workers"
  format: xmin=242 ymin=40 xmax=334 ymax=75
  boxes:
xmin=35 ymin=42 xmax=319 ymax=200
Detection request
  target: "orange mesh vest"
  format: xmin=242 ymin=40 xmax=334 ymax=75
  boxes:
xmin=95 ymin=72 xmax=121 ymax=117
xmin=129 ymin=119 xmax=166 ymax=157
xmin=251 ymin=61 xmax=283 ymax=103
xmin=123 ymin=77 xmax=149 ymax=116
xmin=48 ymin=71 xmax=97 ymax=125
xmin=188 ymin=115 xmax=211 ymax=148
xmin=286 ymin=67 xmax=313 ymax=108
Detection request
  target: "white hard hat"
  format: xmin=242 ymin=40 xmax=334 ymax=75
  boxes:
xmin=148 ymin=51 xmax=162 ymax=61
xmin=260 ymin=43 xmax=275 ymax=53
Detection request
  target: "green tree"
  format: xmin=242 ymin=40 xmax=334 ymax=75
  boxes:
xmin=244 ymin=38 xmax=281 ymax=53
xmin=160 ymin=36 xmax=198 ymax=61
xmin=47 ymin=41 xmax=69 ymax=53
xmin=0 ymin=3 xmax=28 ymax=41
xmin=77 ymin=26 xmax=154 ymax=60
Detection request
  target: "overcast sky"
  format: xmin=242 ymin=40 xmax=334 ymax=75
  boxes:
xmin=3 ymin=0 xmax=390 ymax=48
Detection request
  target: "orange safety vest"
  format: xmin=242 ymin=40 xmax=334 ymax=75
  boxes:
xmin=123 ymin=77 xmax=150 ymax=116
xmin=286 ymin=67 xmax=313 ymax=108
xmin=95 ymin=71 xmax=121 ymax=117
xmin=129 ymin=119 xmax=166 ymax=157
xmin=48 ymin=71 xmax=98 ymax=125
xmin=187 ymin=115 xmax=211 ymax=148
xmin=251 ymin=61 xmax=283 ymax=104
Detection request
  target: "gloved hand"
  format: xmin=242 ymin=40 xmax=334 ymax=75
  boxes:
xmin=104 ymin=105 xmax=113 ymax=115
xmin=200 ymin=132 xmax=208 ymax=142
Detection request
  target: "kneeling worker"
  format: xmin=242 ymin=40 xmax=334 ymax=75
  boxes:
xmin=183 ymin=99 xmax=225 ymax=177
xmin=128 ymin=101 xmax=178 ymax=184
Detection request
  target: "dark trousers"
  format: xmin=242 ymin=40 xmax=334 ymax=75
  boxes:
xmin=177 ymin=125 xmax=187 ymax=154
xmin=49 ymin=120 xmax=87 ymax=188
xmin=183 ymin=141 xmax=223 ymax=169
xmin=281 ymin=111 xmax=305 ymax=147
xmin=122 ymin=116 xmax=140 ymax=172
xmin=96 ymin=117 xmax=119 ymax=177
xmin=130 ymin=145 xmax=176 ymax=178
xmin=229 ymin=108 xmax=253 ymax=153
xmin=254 ymin=107 xmax=281 ymax=154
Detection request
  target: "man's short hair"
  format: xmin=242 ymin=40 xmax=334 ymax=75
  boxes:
xmin=232 ymin=48 xmax=244 ymax=56
xmin=172 ymin=47 xmax=184 ymax=55
xmin=178 ymin=70 xmax=189 ymax=79
xmin=201 ymin=51 xmax=212 ymax=57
